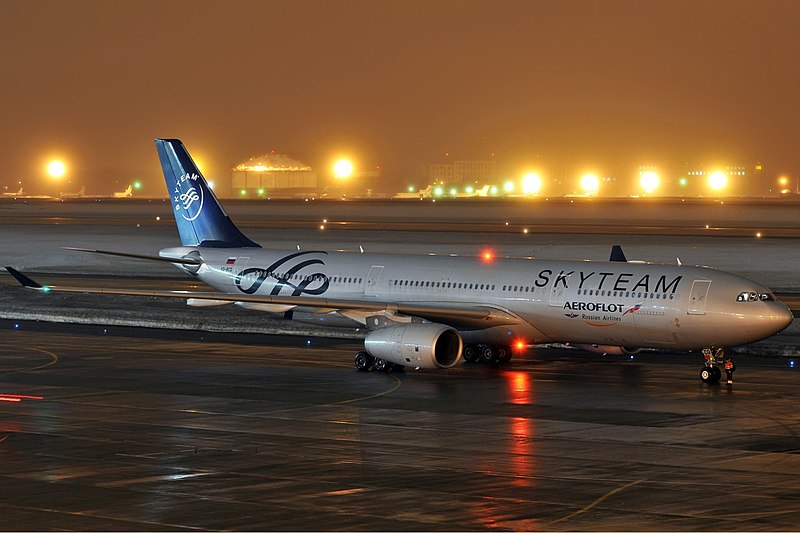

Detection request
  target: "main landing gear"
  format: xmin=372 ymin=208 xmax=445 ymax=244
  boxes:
xmin=699 ymin=347 xmax=725 ymax=384
xmin=353 ymin=343 xmax=514 ymax=372
xmin=462 ymin=344 xmax=513 ymax=365
xmin=354 ymin=351 xmax=403 ymax=373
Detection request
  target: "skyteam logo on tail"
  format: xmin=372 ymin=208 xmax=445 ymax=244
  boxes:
xmin=173 ymin=173 xmax=204 ymax=221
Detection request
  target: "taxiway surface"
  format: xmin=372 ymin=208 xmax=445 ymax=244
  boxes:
xmin=2 ymin=322 xmax=800 ymax=531
xmin=1 ymin=198 xmax=799 ymax=530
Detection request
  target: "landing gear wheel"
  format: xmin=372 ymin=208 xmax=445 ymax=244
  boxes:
xmin=700 ymin=347 xmax=725 ymax=383
xmin=373 ymin=358 xmax=393 ymax=372
xmin=479 ymin=344 xmax=498 ymax=364
xmin=497 ymin=345 xmax=512 ymax=363
xmin=463 ymin=344 xmax=479 ymax=364
xmin=354 ymin=351 xmax=373 ymax=371
xmin=700 ymin=367 xmax=721 ymax=383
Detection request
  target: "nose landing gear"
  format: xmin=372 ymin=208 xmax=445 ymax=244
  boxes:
xmin=700 ymin=348 xmax=724 ymax=384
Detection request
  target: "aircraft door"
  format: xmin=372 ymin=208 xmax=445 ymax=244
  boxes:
xmin=688 ymin=280 xmax=711 ymax=315
xmin=549 ymin=272 xmax=572 ymax=307
xmin=364 ymin=265 xmax=384 ymax=297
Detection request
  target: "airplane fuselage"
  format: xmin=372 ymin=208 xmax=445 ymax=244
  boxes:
xmin=161 ymin=245 xmax=791 ymax=350
xmin=9 ymin=138 xmax=791 ymax=379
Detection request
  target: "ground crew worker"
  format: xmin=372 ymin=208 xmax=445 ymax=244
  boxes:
xmin=724 ymin=358 xmax=736 ymax=385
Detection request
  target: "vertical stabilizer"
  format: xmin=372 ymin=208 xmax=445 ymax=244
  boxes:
xmin=155 ymin=139 xmax=260 ymax=248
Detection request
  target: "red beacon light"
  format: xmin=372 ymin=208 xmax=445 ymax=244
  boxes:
xmin=481 ymin=249 xmax=495 ymax=263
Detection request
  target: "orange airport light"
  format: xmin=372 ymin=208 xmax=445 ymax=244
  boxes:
xmin=640 ymin=171 xmax=659 ymax=194
xmin=522 ymin=173 xmax=542 ymax=195
xmin=580 ymin=173 xmax=600 ymax=194
xmin=333 ymin=159 xmax=354 ymax=179
xmin=47 ymin=160 xmax=66 ymax=179
xmin=708 ymin=171 xmax=727 ymax=191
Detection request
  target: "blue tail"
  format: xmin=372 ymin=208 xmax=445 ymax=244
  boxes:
xmin=155 ymin=139 xmax=260 ymax=248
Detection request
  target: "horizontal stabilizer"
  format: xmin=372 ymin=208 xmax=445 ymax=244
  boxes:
xmin=63 ymin=247 xmax=203 ymax=265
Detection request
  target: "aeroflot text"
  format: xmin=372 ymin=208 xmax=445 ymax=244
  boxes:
xmin=563 ymin=302 xmax=626 ymax=313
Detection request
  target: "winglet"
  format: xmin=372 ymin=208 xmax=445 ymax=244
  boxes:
xmin=5 ymin=267 xmax=43 ymax=288
xmin=609 ymin=245 xmax=628 ymax=262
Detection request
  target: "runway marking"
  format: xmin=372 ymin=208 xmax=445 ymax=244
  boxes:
xmin=0 ymin=346 xmax=59 ymax=374
xmin=266 ymin=373 xmax=403 ymax=415
xmin=550 ymin=479 xmax=644 ymax=526
xmin=0 ymin=504 xmax=206 ymax=531
xmin=720 ymin=509 xmax=800 ymax=520
xmin=326 ymin=373 xmax=403 ymax=406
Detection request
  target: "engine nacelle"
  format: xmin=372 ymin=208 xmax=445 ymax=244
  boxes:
xmin=572 ymin=344 xmax=642 ymax=356
xmin=365 ymin=323 xmax=463 ymax=369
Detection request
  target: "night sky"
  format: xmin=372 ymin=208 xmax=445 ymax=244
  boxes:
xmin=2 ymin=0 xmax=798 ymax=193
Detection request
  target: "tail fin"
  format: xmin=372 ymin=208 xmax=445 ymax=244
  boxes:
xmin=155 ymin=139 xmax=260 ymax=248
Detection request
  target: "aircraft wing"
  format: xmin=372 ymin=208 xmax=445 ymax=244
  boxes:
xmin=5 ymin=267 xmax=518 ymax=329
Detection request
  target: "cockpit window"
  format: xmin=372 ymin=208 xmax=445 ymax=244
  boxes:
xmin=737 ymin=291 xmax=774 ymax=302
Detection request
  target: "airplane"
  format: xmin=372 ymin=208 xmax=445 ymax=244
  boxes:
xmin=394 ymin=185 xmax=434 ymax=199
xmin=112 ymin=185 xmax=133 ymax=198
xmin=60 ymin=186 xmax=85 ymax=199
xmin=1 ymin=187 xmax=53 ymax=200
xmin=5 ymin=139 xmax=794 ymax=383
xmin=450 ymin=184 xmax=490 ymax=198
xmin=2 ymin=187 xmax=23 ymax=197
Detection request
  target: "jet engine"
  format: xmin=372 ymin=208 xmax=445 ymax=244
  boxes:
xmin=364 ymin=323 xmax=463 ymax=369
xmin=572 ymin=344 xmax=642 ymax=356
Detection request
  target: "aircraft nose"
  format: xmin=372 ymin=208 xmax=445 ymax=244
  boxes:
xmin=775 ymin=302 xmax=795 ymax=332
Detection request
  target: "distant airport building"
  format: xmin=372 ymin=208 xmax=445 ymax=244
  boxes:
xmin=230 ymin=153 xmax=317 ymax=198
xmin=415 ymin=158 xmax=769 ymax=197
xmin=419 ymin=160 xmax=512 ymax=185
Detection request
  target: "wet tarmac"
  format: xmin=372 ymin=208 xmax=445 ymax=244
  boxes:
xmin=2 ymin=198 xmax=800 ymax=530
xmin=1 ymin=321 xmax=800 ymax=530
